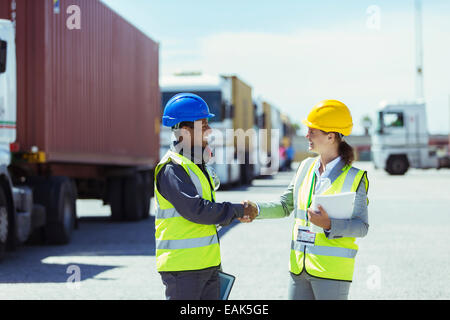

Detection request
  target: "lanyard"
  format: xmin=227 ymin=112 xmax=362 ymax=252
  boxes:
xmin=305 ymin=173 xmax=316 ymax=226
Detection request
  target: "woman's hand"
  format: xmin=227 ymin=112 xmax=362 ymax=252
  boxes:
xmin=307 ymin=205 xmax=331 ymax=230
xmin=239 ymin=200 xmax=258 ymax=223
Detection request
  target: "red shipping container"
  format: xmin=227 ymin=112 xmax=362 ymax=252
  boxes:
xmin=0 ymin=0 xmax=160 ymax=169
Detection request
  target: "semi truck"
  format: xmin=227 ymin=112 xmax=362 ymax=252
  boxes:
xmin=0 ymin=0 xmax=160 ymax=261
xmin=160 ymin=73 xmax=256 ymax=187
xmin=372 ymin=1 xmax=450 ymax=175
xmin=257 ymin=99 xmax=283 ymax=175
xmin=371 ymin=101 xmax=450 ymax=175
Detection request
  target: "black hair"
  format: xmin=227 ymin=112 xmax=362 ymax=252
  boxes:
xmin=172 ymin=121 xmax=194 ymax=130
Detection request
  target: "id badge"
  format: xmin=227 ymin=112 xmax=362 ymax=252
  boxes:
xmin=297 ymin=226 xmax=316 ymax=246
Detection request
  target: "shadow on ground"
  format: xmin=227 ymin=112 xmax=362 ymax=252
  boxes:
xmin=0 ymin=211 xmax=241 ymax=284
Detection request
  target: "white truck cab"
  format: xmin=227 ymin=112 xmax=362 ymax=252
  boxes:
xmin=0 ymin=20 xmax=46 ymax=260
xmin=371 ymin=101 xmax=441 ymax=175
xmin=0 ymin=19 xmax=16 ymax=169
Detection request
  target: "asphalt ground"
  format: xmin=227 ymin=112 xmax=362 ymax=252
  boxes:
xmin=0 ymin=161 xmax=448 ymax=299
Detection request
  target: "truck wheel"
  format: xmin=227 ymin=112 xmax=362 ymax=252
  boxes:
xmin=123 ymin=173 xmax=144 ymax=221
xmin=108 ymin=171 xmax=152 ymax=221
xmin=44 ymin=177 xmax=77 ymax=244
xmin=108 ymin=176 xmax=124 ymax=221
xmin=0 ymin=186 xmax=9 ymax=261
xmin=28 ymin=176 xmax=76 ymax=245
xmin=140 ymin=171 xmax=153 ymax=219
xmin=386 ymin=156 xmax=409 ymax=175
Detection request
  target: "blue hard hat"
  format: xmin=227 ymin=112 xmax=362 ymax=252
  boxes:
xmin=162 ymin=93 xmax=215 ymax=127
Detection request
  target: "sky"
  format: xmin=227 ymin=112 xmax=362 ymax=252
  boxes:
xmin=101 ymin=0 xmax=450 ymax=135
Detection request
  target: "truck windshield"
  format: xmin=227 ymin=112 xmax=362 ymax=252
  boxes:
xmin=161 ymin=91 xmax=223 ymax=123
xmin=0 ymin=40 xmax=7 ymax=73
xmin=381 ymin=111 xmax=404 ymax=128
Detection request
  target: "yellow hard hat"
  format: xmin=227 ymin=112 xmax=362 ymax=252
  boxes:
xmin=301 ymin=99 xmax=353 ymax=136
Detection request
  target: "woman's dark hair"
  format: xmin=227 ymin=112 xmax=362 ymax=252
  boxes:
xmin=320 ymin=130 xmax=355 ymax=165
xmin=335 ymin=133 xmax=355 ymax=165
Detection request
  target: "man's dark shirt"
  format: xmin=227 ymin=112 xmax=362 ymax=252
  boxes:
xmin=156 ymin=146 xmax=244 ymax=226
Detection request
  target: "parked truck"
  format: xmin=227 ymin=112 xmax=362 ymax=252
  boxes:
xmin=0 ymin=0 xmax=160 ymax=260
xmin=160 ymin=72 xmax=255 ymax=187
xmin=257 ymin=99 xmax=283 ymax=175
xmin=371 ymin=101 xmax=450 ymax=175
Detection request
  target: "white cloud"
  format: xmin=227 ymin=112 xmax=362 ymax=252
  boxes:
xmin=161 ymin=12 xmax=450 ymax=135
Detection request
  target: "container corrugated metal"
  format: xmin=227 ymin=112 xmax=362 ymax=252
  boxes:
xmin=262 ymin=101 xmax=272 ymax=153
xmin=228 ymin=76 xmax=253 ymax=151
xmin=230 ymin=76 xmax=253 ymax=132
xmin=0 ymin=1 xmax=8 ymax=18
xmin=0 ymin=0 xmax=160 ymax=167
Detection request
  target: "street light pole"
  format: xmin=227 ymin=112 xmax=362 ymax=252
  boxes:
xmin=415 ymin=0 xmax=424 ymax=101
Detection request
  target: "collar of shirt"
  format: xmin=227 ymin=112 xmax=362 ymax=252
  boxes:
xmin=314 ymin=155 xmax=342 ymax=180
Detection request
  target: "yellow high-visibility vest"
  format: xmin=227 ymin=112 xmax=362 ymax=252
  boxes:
xmin=290 ymin=156 xmax=369 ymax=281
xmin=154 ymin=150 xmax=220 ymax=272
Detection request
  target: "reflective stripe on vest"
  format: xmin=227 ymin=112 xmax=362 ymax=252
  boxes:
xmin=155 ymin=164 xmax=204 ymax=220
xmin=156 ymin=234 xmax=219 ymax=250
xmin=154 ymin=150 xmax=220 ymax=272
xmin=290 ymin=157 xmax=368 ymax=281
xmin=291 ymin=240 xmax=358 ymax=258
xmin=156 ymin=207 xmax=180 ymax=219
xmin=293 ymin=157 xmax=316 ymax=219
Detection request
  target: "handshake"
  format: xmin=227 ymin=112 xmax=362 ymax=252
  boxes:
xmin=238 ymin=200 xmax=258 ymax=223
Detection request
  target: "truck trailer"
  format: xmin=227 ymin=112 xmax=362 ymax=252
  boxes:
xmin=258 ymin=99 xmax=282 ymax=175
xmin=0 ymin=0 xmax=160 ymax=260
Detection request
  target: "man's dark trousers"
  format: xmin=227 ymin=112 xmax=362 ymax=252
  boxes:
xmin=159 ymin=266 xmax=220 ymax=300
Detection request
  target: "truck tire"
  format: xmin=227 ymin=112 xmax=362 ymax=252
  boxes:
xmin=108 ymin=176 xmax=124 ymax=221
xmin=45 ymin=177 xmax=77 ymax=244
xmin=140 ymin=171 xmax=153 ymax=219
xmin=28 ymin=176 xmax=77 ymax=245
xmin=108 ymin=171 xmax=153 ymax=221
xmin=0 ymin=186 xmax=9 ymax=261
xmin=386 ymin=155 xmax=409 ymax=175
xmin=123 ymin=173 xmax=144 ymax=221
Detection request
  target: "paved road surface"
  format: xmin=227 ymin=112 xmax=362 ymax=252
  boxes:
xmin=0 ymin=162 xmax=448 ymax=299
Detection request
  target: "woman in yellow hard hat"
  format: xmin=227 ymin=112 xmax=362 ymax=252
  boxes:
xmin=241 ymin=99 xmax=369 ymax=300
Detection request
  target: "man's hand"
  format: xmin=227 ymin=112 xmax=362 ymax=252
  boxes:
xmin=238 ymin=200 xmax=258 ymax=223
xmin=307 ymin=205 xmax=331 ymax=230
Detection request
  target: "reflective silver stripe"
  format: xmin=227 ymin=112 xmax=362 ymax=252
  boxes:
xmin=291 ymin=240 xmax=304 ymax=252
xmin=167 ymin=152 xmax=202 ymax=195
xmin=167 ymin=151 xmax=184 ymax=165
xmin=293 ymin=157 xmax=317 ymax=211
xmin=327 ymin=159 xmax=346 ymax=185
xmin=187 ymin=167 xmax=203 ymax=196
xmin=294 ymin=209 xmax=306 ymax=219
xmin=156 ymin=234 xmax=219 ymax=250
xmin=307 ymin=245 xmax=357 ymax=258
xmin=342 ymin=167 xmax=360 ymax=192
xmin=291 ymin=240 xmax=357 ymax=258
xmin=156 ymin=207 xmax=181 ymax=219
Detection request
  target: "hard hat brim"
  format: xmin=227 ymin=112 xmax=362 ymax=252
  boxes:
xmin=163 ymin=113 xmax=215 ymax=127
xmin=301 ymin=119 xmax=352 ymax=136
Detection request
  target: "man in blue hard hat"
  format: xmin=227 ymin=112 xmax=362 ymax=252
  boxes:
xmin=154 ymin=93 xmax=255 ymax=300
